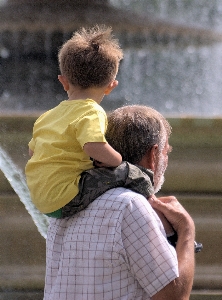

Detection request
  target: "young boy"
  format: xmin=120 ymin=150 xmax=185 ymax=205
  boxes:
xmin=25 ymin=25 xmax=123 ymax=218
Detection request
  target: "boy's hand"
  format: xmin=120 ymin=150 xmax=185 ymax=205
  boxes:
xmin=93 ymin=160 xmax=112 ymax=168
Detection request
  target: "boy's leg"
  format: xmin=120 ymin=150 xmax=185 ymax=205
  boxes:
xmin=61 ymin=162 xmax=154 ymax=218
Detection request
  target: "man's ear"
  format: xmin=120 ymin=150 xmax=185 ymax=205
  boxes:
xmin=104 ymin=80 xmax=118 ymax=95
xmin=139 ymin=144 xmax=158 ymax=170
xmin=149 ymin=144 xmax=159 ymax=171
xmin=58 ymin=75 xmax=69 ymax=92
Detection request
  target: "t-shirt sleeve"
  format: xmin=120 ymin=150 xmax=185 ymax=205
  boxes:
xmin=28 ymin=112 xmax=47 ymax=151
xmin=121 ymin=194 xmax=179 ymax=297
xmin=76 ymin=108 xmax=107 ymax=148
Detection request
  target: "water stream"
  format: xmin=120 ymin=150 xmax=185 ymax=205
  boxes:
xmin=0 ymin=145 xmax=49 ymax=238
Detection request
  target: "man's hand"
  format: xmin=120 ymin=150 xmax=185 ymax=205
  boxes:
xmin=152 ymin=206 xmax=175 ymax=236
xmin=149 ymin=195 xmax=195 ymax=300
xmin=149 ymin=195 xmax=194 ymax=234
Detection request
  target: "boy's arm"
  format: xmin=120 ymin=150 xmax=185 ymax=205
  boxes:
xmin=29 ymin=148 xmax=34 ymax=157
xmin=83 ymin=142 xmax=122 ymax=167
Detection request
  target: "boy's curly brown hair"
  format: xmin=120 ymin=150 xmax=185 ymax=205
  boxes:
xmin=58 ymin=25 xmax=123 ymax=89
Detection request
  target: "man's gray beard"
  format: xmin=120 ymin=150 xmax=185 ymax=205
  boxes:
xmin=154 ymin=174 xmax=165 ymax=194
xmin=153 ymin=153 xmax=166 ymax=194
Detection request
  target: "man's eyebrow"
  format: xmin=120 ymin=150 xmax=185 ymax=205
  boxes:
xmin=168 ymin=145 xmax=173 ymax=153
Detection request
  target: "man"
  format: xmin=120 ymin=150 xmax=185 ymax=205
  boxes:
xmin=44 ymin=105 xmax=195 ymax=300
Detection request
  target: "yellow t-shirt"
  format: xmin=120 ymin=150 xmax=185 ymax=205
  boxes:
xmin=25 ymin=99 xmax=107 ymax=213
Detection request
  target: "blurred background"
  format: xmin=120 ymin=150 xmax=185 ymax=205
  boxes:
xmin=1 ymin=0 xmax=222 ymax=116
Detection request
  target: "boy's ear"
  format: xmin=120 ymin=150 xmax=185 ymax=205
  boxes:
xmin=104 ymin=80 xmax=118 ymax=95
xmin=58 ymin=75 xmax=69 ymax=91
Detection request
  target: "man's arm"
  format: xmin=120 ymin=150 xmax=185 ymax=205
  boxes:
xmin=149 ymin=196 xmax=195 ymax=300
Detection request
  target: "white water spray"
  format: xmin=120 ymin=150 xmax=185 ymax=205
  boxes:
xmin=0 ymin=145 xmax=49 ymax=238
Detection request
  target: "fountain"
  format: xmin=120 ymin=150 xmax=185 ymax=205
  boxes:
xmin=0 ymin=145 xmax=49 ymax=238
xmin=1 ymin=0 xmax=222 ymax=114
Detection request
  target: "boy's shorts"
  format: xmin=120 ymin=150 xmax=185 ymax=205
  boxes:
xmin=46 ymin=162 xmax=154 ymax=219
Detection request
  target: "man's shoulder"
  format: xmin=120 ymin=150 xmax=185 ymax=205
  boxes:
xmin=94 ymin=187 xmax=149 ymax=210
xmin=87 ymin=187 xmax=157 ymax=230
xmin=101 ymin=186 xmax=144 ymax=198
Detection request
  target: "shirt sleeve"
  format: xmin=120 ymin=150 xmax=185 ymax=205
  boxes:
xmin=121 ymin=194 xmax=179 ymax=297
xmin=28 ymin=112 xmax=47 ymax=151
xmin=76 ymin=108 xmax=107 ymax=148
